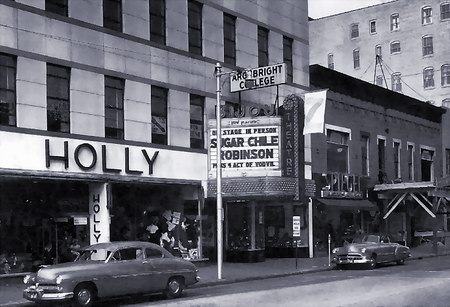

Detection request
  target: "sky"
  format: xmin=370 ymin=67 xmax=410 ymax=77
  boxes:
xmin=308 ymin=0 xmax=395 ymax=19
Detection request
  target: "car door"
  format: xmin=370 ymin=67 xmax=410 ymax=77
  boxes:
xmin=142 ymin=247 xmax=171 ymax=292
xmin=378 ymin=236 xmax=396 ymax=262
xmin=101 ymin=247 xmax=148 ymax=296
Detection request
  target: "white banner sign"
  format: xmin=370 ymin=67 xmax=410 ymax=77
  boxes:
xmin=293 ymin=215 xmax=301 ymax=237
xmin=230 ymin=63 xmax=287 ymax=92
xmin=303 ymin=90 xmax=328 ymax=135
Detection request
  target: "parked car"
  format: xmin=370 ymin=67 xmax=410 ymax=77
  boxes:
xmin=331 ymin=234 xmax=410 ymax=269
xmin=23 ymin=241 xmax=200 ymax=306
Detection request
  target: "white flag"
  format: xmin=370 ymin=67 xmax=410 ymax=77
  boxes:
xmin=303 ymin=90 xmax=328 ymax=135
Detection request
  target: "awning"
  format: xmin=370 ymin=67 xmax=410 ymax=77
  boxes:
xmin=318 ymin=198 xmax=378 ymax=211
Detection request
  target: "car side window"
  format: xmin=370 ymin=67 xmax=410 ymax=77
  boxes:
xmin=145 ymin=248 xmax=163 ymax=259
xmin=381 ymin=236 xmax=390 ymax=243
xmin=112 ymin=248 xmax=141 ymax=261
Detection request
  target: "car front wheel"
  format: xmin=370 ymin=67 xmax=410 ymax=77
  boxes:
xmin=368 ymin=255 xmax=377 ymax=269
xmin=73 ymin=283 xmax=95 ymax=307
xmin=164 ymin=277 xmax=185 ymax=299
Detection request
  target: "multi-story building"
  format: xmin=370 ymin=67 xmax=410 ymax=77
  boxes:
xmin=0 ymin=0 xmax=309 ymax=272
xmin=309 ymin=64 xmax=445 ymax=248
xmin=309 ymin=0 xmax=450 ymax=190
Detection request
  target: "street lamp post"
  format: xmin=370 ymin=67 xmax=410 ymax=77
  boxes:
xmin=214 ymin=63 xmax=224 ymax=280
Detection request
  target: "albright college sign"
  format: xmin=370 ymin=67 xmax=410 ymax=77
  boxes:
xmin=208 ymin=117 xmax=282 ymax=178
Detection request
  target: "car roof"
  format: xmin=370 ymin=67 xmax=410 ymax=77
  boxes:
xmin=84 ymin=241 xmax=171 ymax=255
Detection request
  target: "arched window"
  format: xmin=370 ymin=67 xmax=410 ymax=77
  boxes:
xmin=423 ymin=67 xmax=435 ymax=88
xmin=328 ymin=53 xmax=334 ymax=69
xmin=422 ymin=35 xmax=433 ymax=56
xmin=375 ymin=45 xmax=382 ymax=62
xmin=390 ymin=13 xmax=400 ymax=31
xmin=350 ymin=23 xmax=359 ymax=39
xmin=390 ymin=41 xmax=401 ymax=54
xmin=391 ymin=72 xmax=402 ymax=92
xmin=353 ymin=49 xmax=360 ymax=69
xmin=422 ymin=6 xmax=432 ymax=24
xmin=442 ymin=64 xmax=450 ymax=86
xmin=441 ymin=2 xmax=450 ymax=20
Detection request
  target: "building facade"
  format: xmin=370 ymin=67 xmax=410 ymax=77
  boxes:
xmin=0 ymin=0 xmax=309 ymax=273
xmin=309 ymin=65 xmax=445 ymax=249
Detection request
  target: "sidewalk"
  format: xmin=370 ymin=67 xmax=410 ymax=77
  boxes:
xmin=0 ymin=246 xmax=448 ymax=306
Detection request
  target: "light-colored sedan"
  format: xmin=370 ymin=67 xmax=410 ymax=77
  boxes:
xmin=23 ymin=241 xmax=200 ymax=306
xmin=331 ymin=234 xmax=411 ymax=269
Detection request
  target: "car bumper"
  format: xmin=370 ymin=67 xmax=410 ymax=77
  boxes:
xmin=23 ymin=286 xmax=74 ymax=302
xmin=332 ymin=254 xmax=369 ymax=265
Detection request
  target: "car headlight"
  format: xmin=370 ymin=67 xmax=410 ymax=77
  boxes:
xmin=361 ymin=248 xmax=366 ymax=253
xmin=332 ymin=248 xmax=338 ymax=253
xmin=23 ymin=274 xmax=35 ymax=285
xmin=55 ymin=275 xmax=63 ymax=285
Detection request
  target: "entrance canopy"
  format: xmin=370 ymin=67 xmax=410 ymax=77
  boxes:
xmin=318 ymin=198 xmax=377 ymax=211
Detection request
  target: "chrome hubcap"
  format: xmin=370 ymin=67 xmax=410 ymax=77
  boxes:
xmin=77 ymin=289 xmax=92 ymax=305
xmin=168 ymin=280 xmax=180 ymax=293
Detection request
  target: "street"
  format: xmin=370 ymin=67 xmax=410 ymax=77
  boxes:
xmin=4 ymin=255 xmax=450 ymax=307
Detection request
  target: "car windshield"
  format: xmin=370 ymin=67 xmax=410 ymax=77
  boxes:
xmin=361 ymin=235 xmax=380 ymax=243
xmin=76 ymin=249 xmax=111 ymax=261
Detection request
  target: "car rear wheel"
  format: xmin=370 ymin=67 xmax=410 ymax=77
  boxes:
xmin=396 ymin=258 xmax=405 ymax=265
xmin=368 ymin=255 xmax=377 ymax=269
xmin=164 ymin=277 xmax=185 ymax=299
xmin=73 ymin=283 xmax=96 ymax=307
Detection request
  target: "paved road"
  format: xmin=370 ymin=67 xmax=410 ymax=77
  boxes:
xmin=120 ymin=256 xmax=450 ymax=307
xmin=7 ymin=256 xmax=450 ymax=307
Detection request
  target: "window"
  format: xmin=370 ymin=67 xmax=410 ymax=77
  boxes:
xmin=391 ymin=73 xmax=402 ymax=92
xmin=190 ymin=94 xmax=204 ymax=149
xmin=223 ymin=13 xmax=236 ymax=65
xmin=47 ymin=64 xmax=70 ymax=133
xmin=353 ymin=49 xmax=360 ymax=69
xmin=103 ymin=0 xmax=122 ymax=32
xmin=378 ymin=137 xmax=386 ymax=182
xmin=423 ymin=67 xmax=435 ymax=88
xmin=407 ymin=143 xmax=414 ymax=180
xmin=104 ymin=76 xmax=124 ymax=139
xmin=421 ymin=148 xmax=434 ymax=181
xmin=441 ymin=2 xmax=450 ymax=20
xmin=150 ymin=0 xmax=166 ymax=45
xmin=422 ymin=35 xmax=433 ymax=56
xmin=111 ymin=248 xmax=142 ymax=261
xmin=375 ymin=45 xmax=382 ymax=62
xmin=46 ymin=0 xmax=68 ymax=16
xmin=326 ymin=129 xmax=349 ymax=173
xmin=376 ymin=75 xmax=384 ymax=86
xmin=390 ymin=41 xmax=401 ymax=54
xmin=258 ymin=26 xmax=269 ymax=67
xmin=188 ymin=0 xmax=202 ymax=55
xmin=350 ymin=23 xmax=359 ymax=39
xmin=327 ymin=53 xmax=334 ymax=69
xmin=283 ymin=36 xmax=293 ymax=82
xmin=145 ymin=247 xmax=163 ymax=259
xmin=442 ymin=64 xmax=450 ymax=86
xmin=370 ymin=20 xmax=377 ymax=34
xmin=446 ymin=149 xmax=450 ymax=175
xmin=394 ymin=141 xmax=401 ymax=179
xmin=0 ymin=53 xmax=16 ymax=127
xmin=151 ymin=85 xmax=168 ymax=145
xmin=390 ymin=13 xmax=399 ymax=31
xmin=361 ymin=133 xmax=369 ymax=176
xmin=443 ymin=98 xmax=450 ymax=107
xmin=422 ymin=6 xmax=432 ymax=24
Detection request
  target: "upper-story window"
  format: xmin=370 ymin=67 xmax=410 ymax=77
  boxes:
xmin=353 ymin=48 xmax=360 ymax=69
xmin=423 ymin=67 xmax=435 ymax=88
xmin=422 ymin=35 xmax=434 ymax=56
xmin=390 ymin=41 xmax=401 ymax=54
xmin=378 ymin=137 xmax=386 ymax=182
xmin=441 ymin=2 xmax=450 ymax=20
xmin=328 ymin=53 xmax=334 ymax=69
xmin=46 ymin=0 xmax=68 ymax=16
xmin=47 ymin=64 xmax=70 ymax=133
xmin=0 ymin=53 xmax=16 ymax=127
xmin=421 ymin=147 xmax=434 ymax=181
xmin=223 ymin=13 xmax=236 ymax=66
xmin=190 ymin=94 xmax=204 ymax=149
xmin=390 ymin=13 xmax=400 ymax=31
xmin=442 ymin=64 xmax=450 ymax=86
xmin=393 ymin=140 xmax=401 ymax=179
xmin=350 ymin=23 xmax=359 ymax=39
xmin=407 ymin=143 xmax=414 ymax=181
xmin=103 ymin=0 xmax=122 ymax=32
xmin=370 ymin=20 xmax=377 ymax=34
xmin=283 ymin=36 xmax=293 ymax=82
xmin=422 ymin=6 xmax=433 ymax=24
xmin=149 ymin=0 xmax=166 ymax=45
xmin=375 ymin=45 xmax=382 ymax=62
xmin=104 ymin=76 xmax=124 ymax=139
xmin=361 ymin=133 xmax=370 ymax=176
xmin=188 ymin=0 xmax=203 ymax=56
xmin=326 ymin=129 xmax=349 ymax=173
xmin=392 ymin=72 xmax=402 ymax=92
xmin=151 ymin=85 xmax=168 ymax=145
xmin=446 ymin=148 xmax=450 ymax=175
xmin=258 ymin=26 xmax=269 ymax=67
